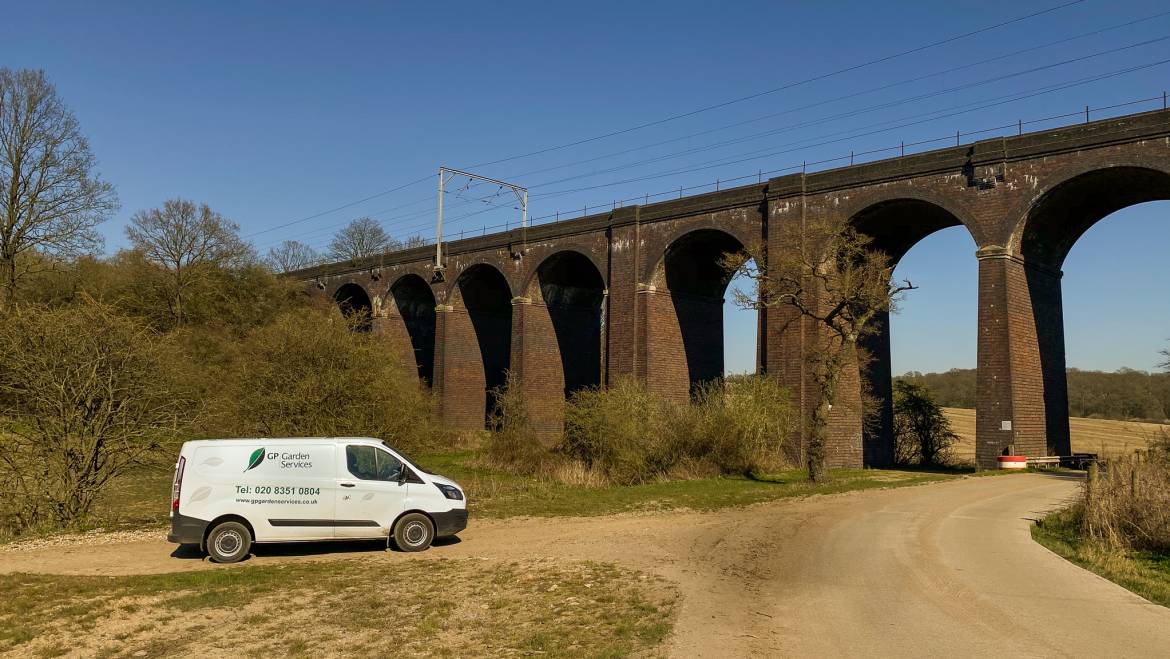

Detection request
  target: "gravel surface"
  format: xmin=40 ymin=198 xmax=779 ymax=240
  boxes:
xmin=0 ymin=527 xmax=166 ymax=553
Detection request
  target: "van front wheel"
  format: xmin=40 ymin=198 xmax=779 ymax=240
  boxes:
xmin=393 ymin=513 xmax=434 ymax=552
xmin=206 ymin=521 xmax=252 ymax=563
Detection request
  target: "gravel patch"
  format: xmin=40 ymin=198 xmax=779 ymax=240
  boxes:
xmin=0 ymin=527 xmax=167 ymax=553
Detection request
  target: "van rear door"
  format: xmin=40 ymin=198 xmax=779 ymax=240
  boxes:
xmin=334 ymin=443 xmax=409 ymax=538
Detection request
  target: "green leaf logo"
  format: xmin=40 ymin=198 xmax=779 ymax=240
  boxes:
xmin=245 ymin=448 xmax=265 ymax=472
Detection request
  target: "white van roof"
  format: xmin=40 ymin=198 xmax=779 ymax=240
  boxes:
xmin=182 ymin=437 xmax=387 ymax=447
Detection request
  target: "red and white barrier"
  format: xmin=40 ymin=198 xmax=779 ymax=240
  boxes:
xmin=997 ymin=455 xmax=1028 ymax=470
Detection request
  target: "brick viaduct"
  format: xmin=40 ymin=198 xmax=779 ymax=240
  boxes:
xmin=295 ymin=109 xmax=1170 ymax=470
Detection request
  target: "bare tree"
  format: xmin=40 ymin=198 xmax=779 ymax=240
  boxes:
xmin=0 ymin=68 xmax=118 ymax=306
xmin=724 ymin=217 xmax=914 ymax=482
xmin=329 ymin=217 xmax=399 ymax=263
xmin=0 ymin=303 xmax=194 ymax=529
xmin=1161 ymin=346 xmax=1169 ymax=372
xmin=125 ymin=198 xmax=252 ymax=325
xmin=267 ymin=239 xmax=320 ymax=273
xmin=403 ymin=234 xmax=429 ymax=250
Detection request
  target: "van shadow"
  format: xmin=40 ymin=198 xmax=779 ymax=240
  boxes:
xmin=170 ymin=535 xmax=463 ymax=561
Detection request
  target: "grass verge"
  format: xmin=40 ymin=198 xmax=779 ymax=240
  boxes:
xmin=1032 ymin=504 xmax=1170 ymax=608
xmin=422 ymin=451 xmax=977 ymax=518
xmin=0 ymin=557 xmax=675 ymax=657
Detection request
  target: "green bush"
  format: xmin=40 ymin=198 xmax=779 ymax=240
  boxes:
xmin=893 ymin=380 xmax=958 ymax=467
xmin=206 ymin=309 xmax=442 ymax=453
xmin=560 ymin=379 xmax=676 ymax=484
xmin=689 ymin=375 xmax=796 ymax=476
xmin=482 ymin=372 xmax=557 ymax=473
xmin=556 ymin=376 xmax=796 ymax=485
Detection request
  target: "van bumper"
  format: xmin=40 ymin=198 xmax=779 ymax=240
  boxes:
xmin=433 ymin=509 xmax=468 ymax=537
xmin=168 ymin=512 xmax=210 ymax=546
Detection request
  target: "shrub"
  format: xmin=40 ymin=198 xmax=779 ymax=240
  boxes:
xmin=892 ymin=380 xmax=958 ymax=467
xmin=689 ymin=376 xmax=796 ymax=476
xmin=482 ymin=372 xmax=557 ymax=474
xmin=560 ymin=379 xmax=675 ymax=485
xmin=0 ymin=303 xmax=196 ymax=532
xmin=208 ymin=309 xmax=440 ymax=453
xmin=557 ymin=376 xmax=796 ymax=485
xmin=1082 ymin=450 xmax=1170 ymax=554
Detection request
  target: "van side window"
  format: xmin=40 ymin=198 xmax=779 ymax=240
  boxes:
xmin=345 ymin=445 xmax=379 ymax=480
xmin=346 ymin=445 xmax=403 ymax=482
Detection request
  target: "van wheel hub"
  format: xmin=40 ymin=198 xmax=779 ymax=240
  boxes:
xmin=215 ymin=530 xmax=242 ymax=556
xmin=404 ymin=522 xmax=426 ymax=545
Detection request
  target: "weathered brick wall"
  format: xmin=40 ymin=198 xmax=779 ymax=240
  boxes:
xmin=512 ymin=299 xmax=570 ymax=441
xmin=434 ymin=306 xmax=485 ymax=430
xmin=641 ymin=288 xmax=690 ymax=403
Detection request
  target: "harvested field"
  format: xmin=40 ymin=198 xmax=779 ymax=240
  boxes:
xmin=944 ymin=407 xmax=1168 ymax=462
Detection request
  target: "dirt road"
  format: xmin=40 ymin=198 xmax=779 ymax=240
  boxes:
xmin=4 ymin=473 xmax=1168 ymax=657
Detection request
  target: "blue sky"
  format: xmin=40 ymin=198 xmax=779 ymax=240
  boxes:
xmin=5 ymin=0 xmax=1169 ymax=373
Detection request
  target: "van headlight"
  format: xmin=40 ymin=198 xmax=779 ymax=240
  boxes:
xmin=434 ymin=483 xmax=464 ymax=500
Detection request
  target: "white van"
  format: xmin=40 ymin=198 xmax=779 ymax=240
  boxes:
xmin=167 ymin=437 xmax=467 ymax=563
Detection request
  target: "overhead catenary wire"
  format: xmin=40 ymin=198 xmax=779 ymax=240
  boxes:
xmin=489 ymin=9 xmax=1170 ymax=185
xmin=462 ymin=0 xmax=1090 ymax=170
xmin=354 ymin=88 xmax=1170 ymax=246
xmin=515 ymin=33 xmax=1170 ymax=194
xmin=262 ymin=20 xmax=1169 ymax=253
xmin=250 ymin=0 xmax=1087 ymax=244
xmin=525 ymin=62 xmax=1170 ymax=204
xmin=277 ymin=59 xmax=1170 ymax=259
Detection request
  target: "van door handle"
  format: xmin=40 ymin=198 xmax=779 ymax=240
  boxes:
xmin=340 ymin=482 xmax=356 ymax=488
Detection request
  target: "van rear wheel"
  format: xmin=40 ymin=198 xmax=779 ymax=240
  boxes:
xmin=206 ymin=521 xmax=251 ymax=563
xmin=393 ymin=513 xmax=434 ymax=552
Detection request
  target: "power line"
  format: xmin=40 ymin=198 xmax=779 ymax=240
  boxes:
xmin=493 ymin=9 xmax=1170 ymax=185
xmin=244 ymin=174 xmax=432 ymax=239
xmin=254 ymin=1 xmax=1089 ymax=249
xmin=517 ymin=33 xmax=1170 ymax=195
xmin=528 ymin=81 xmax=1170 ymax=217
xmin=317 ymin=90 xmax=1170 ymax=254
xmin=462 ymin=0 xmax=1089 ymax=170
xmin=270 ymin=50 xmax=1166 ymax=256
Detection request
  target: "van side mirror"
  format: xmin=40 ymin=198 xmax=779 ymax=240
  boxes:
xmin=397 ymin=468 xmax=408 ymax=485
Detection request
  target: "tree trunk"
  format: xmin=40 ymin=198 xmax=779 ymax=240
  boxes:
xmin=807 ymin=344 xmax=850 ymax=483
xmin=0 ymin=256 xmax=16 ymax=309
xmin=808 ymin=396 xmax=832 ymax=483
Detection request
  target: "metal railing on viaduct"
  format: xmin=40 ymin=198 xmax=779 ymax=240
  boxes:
xmin=292 ymin=108 xmax=1170 ymax=471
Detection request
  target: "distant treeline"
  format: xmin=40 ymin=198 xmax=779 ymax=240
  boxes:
xmin=898 ymin=368 xmax=1170 ymax=423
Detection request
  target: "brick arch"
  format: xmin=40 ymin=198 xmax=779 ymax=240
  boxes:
xmin=840 ymin=192 xmax=980 ymax=260
xmin=528 ymin=253 xmax=606 ymax=379
xmin=842 ymin=196 xmax=978 ymax=468
xmin=332 ymin=281 xmax=373 ymax=332
xmin=517 ymin=248 xmax=601 ymax=299
xmin=386 ymin=273 xmax=437 ymax=385
xmin=983 ymin=160 xmax=1170 ymax=469
xmin=1007 ymin=160 xmax=1170 ymax=267
xmin=444 ymin=259 xmax=516 ymax=307
xmin=513 ymin=250 xmax=607 ymax=438
xmin=644 ymin=227 xmax=751 ymax=401
xmin=373 ymin=262 xmax=436 ymax=300
xmin=641 ymin=215 xmax=758 ymax=286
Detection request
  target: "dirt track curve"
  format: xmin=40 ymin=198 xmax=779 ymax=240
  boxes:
xmin=4 ymin=473 xmax=1169 ymax=657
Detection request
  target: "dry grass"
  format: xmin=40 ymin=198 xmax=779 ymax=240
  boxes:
xmin=0 ymin=557 xmax=677 ymax=657
xmin=1083 ymin=454 xmax=1170 ymax=553
xmin=944 ymin=408 xmax=1169 ymax=461
xmin=1034 ymin=503 xmax=1170 ymax=608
